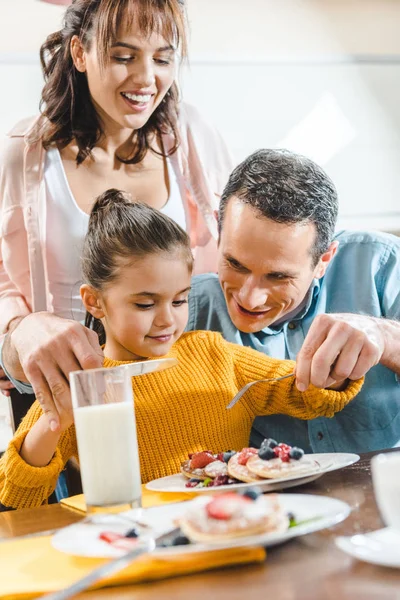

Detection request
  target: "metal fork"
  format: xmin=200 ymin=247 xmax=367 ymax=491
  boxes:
xmin=226 ymin=372 xmax=295 ymax=409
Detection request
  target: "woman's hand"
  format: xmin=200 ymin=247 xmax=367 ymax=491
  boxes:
xmin=0 ymin=367 xmax=14 ymax=397
xmin=3 ymin=312 xmax=104 ymax=431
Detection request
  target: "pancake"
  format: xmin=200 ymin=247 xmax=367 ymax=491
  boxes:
xmin=177 ymin=493 xmax=289 ymax=543
xmin=227 ymin=452 xmax=264 ymax=483
xmin=181 ymin=459 xmax=209 ymax=481
xmin=246 ymin=454 xmax=320 ymax=479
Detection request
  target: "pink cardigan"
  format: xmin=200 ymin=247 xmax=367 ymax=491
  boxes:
xmin=0 ymin=103 xmax=234 ymax=334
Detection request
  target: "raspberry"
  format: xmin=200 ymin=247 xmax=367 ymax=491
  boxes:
xmin=273 ymin=446 xmax=281 ymax=457
xmin=278 ymin=443 xmax=291 ymax=452
xmin=280 ymin=452 xmax=290 ymax=463
xmin=237 ymin=448 xmax=258 ymax=465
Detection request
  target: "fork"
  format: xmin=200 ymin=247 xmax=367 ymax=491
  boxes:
xmin=226 ymin=372 xmax=295 ymax=409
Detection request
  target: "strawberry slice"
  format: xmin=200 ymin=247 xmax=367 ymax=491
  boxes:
xmin=206 ymin=493 xmax=252 ymax=520
xmin=190 ymin=451 xmax=216 ymax=469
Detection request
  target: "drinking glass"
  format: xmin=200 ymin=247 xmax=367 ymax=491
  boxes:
xmin=371 ymin=452 xmax=400 ymax=530
xmin=70 ymin=366 xmax=142 ymax=513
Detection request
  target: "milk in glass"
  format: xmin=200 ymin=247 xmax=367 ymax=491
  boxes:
xmin=74 ymin=401 xmax=141 ymax=508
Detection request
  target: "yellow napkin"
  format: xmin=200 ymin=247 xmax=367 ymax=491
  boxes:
xmin=0 ymin=487 xmax=266 ymax=599
xmin=60 ymin=484 xmax=196 ymax=512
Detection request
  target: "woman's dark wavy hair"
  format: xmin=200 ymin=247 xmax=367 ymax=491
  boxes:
xmin=36 ymin=0 xmax=187 ymax=165
xmin=83 ymin=188 xmax=193 ymax=344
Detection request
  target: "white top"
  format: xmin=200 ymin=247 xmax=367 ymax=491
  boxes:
xmin=41 ymin=147 xmax=187 ymax=321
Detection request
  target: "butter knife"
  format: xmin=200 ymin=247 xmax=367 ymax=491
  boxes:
xmin=122 ymin=357 xmax=178 ymax=377
xmin=40 ymin=527 xmax=182 ymax=600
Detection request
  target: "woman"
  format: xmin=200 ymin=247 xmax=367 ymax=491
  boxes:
xmin=0 ymin=0 xmax=233 ymax=404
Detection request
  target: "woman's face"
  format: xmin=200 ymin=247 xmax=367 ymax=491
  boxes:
xmin=73 ymin=23 xmax=177 ymax=133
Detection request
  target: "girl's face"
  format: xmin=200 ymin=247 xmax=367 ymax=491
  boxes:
xmin=72 ymin=23 xmax=177 ymax=134
xmin=86 ymin=251 xmax=192 ymax=362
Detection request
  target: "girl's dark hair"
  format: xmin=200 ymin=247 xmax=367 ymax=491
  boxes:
xmin=83 ymin=188 xmax=193 ymax=344
xmin=36 ymin=0 xmax=187 ymax=165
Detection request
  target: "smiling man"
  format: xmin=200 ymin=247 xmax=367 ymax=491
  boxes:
xmin=187 ymin=149 xmax=400 ymax=454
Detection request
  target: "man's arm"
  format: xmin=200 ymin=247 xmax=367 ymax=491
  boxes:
xmin=295 ymin=313 xmax=399 ymax=391
xmin=2 ymin=312 xmax=104 ymax=431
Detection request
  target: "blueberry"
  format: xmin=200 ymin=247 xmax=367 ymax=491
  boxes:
xmin=258 ymin=446 xmax=276 ymax=460
xmin=289 ymin=447 xmax=304 ymax=460
xmin=189 ymin=478 xmax=202 ymax=483
xmin=261 ymin=438 xmax=278 ymax=449
xmin=223 ymin=450 xmax=237 ymax=463
xmin=125 ymin=528 xmax=139 ymax=538
xmin=171 ymin=534 xmax=191 ymax=546
xmin=241 ymin=486 xmax=262 ymax=500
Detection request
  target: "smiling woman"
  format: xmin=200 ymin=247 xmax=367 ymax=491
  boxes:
xmin=0 ymin=0 xmax=233 ymax=467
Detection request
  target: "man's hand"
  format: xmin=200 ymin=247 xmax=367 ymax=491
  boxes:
xmin=0 ymin=367 xmax=14 ymax=397
xmin=3 ymin=312 xmax=104 ymax=431
xmin=295 ymin=313 xmax=385 ymax=391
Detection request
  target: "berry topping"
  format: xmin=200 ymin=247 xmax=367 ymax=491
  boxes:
xmin=185 ymin=479 xmax=201 ymax=488
xmin=237 ymin=447 xmax=258 ymax=465
xmin=212 ymin=474 xmax=230 ymax=486
xmin=223 ymin=450 xmax=237 ymax=463
xmin=258 ymin=446 xmax=276 ymax=461
xmin=190 ymin=451 xmax=216 ymax=469
xmin=125 ymin=528 xmax=139 ymax=538
xmin=206 ymin=492 xmax=252 ymax=520
xmin=289 ymin=447 xmax=304 ymax=460
xmin=261 ymin=438 xmax=278 ymax=449
xmin=216 ymin=452 xmax=225 ymax=462
xmin=241 ymin=486 xmax=262 ymax=500
xmin=278 ymin=443 xmax=291 ymax=452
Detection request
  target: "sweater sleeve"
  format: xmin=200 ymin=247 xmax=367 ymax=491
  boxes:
xmin=0 ymin=400 xmax=78 ymax=509
xmin=228 ymin=341 xmax=364 ymax=419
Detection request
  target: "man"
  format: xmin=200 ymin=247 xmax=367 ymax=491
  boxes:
xmin=186 ymin=150 xmax=400 ymax=453
xmin=1 ymin=150 xmax=400 ymax=453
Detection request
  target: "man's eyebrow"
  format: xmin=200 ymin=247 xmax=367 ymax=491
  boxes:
xmin=129 ymin=287 xmax=191 ymax=298
xmin=267 ymin=271 xmax=297 ymax=279
xmin=225 ymin=253 xmax=297 ymax=278
xmin=111 ymin=42 xmax=175 ymax=52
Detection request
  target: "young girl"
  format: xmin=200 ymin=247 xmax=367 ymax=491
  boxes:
xmin=0 ymin=190 xmax=363 ymax=509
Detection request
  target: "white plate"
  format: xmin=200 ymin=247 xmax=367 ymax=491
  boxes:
xmin=52 ymin=493 xmax=351 ymax=559
xmin=145 ymin=453 xmax=360 ymax=494
xmin=335 ymin=527 xmax=400 ymax=568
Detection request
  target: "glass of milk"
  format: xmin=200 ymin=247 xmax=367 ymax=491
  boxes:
xmin=70 ymin=366 xmax=142 ymax=513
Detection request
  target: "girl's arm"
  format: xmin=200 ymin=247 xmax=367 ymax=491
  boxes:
xmin=0 ymin=401 xmax=77 ymax=510
xmin=229 ymin=341 xmax=364 ymax=419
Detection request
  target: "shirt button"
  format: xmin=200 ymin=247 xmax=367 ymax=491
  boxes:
xmin=317 ymin=432 xmax=324 ymax=441
xmin=288 ymin=322 xmax=296 ymax=330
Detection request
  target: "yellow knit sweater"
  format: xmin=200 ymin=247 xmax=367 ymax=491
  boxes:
xmin=0 ymin=331 xmax=363 ymax=509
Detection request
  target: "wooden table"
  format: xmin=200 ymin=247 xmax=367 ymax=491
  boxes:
xmin=1 ymin=449 xmax=400 ymax=599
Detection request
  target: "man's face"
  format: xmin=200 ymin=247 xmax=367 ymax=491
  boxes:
xmin=217 ymin=197 xmax=336 ymax=333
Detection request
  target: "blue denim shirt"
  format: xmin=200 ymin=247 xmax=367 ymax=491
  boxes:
xmin=187 ymin=230 xmax=400 ymax=453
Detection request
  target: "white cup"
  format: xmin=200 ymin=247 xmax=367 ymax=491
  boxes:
xmin=371 ymin=452 xmax=400 ymax=531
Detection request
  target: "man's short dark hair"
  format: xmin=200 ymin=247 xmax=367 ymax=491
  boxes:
xmin=218 ymin=149 xmax=339 ymax=265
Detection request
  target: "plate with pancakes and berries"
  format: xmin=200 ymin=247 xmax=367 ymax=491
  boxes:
xmin=52 ymin=488 xmax=351 ymax=558
xmin=146 ymin=439 xmax=360 ymax=494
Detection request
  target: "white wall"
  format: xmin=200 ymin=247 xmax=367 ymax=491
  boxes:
xmin=1 ymin=0 xmax=400 ymax=231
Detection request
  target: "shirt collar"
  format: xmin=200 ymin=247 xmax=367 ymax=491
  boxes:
xmin=257 ymin=279 xmax=321 ymax=336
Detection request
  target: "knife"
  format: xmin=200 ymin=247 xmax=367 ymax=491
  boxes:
xmin=40 ymin=527 xmax=183 ymax=600
xmin=113 ymin=357 xmax=178 ymax=377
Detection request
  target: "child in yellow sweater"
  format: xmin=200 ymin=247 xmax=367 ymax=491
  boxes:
xmin=0 ymin=190 xmax=363 ymax=509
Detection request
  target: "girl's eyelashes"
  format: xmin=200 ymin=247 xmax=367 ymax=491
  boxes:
xmin=134 ymin=303 xmax=154 ymax=310
xmin=134 ymin=299 xmax=188 ymax=310
xmin=172 ymin=299 xmax=188 ymax=307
